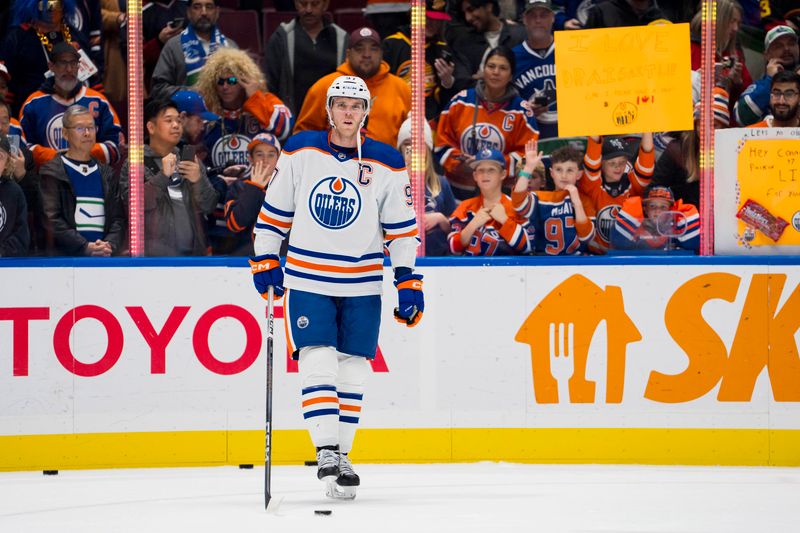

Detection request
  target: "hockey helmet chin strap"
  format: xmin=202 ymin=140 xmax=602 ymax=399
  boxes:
xmin=326 ymin=75 xmax=371 ymax=168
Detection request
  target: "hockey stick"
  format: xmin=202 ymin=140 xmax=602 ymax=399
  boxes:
xmin=264 ymin=285 xmax=275 ymax=510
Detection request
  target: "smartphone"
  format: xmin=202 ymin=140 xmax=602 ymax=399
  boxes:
xmin=7 ymin=134 xmax=20 ymax=156
xmin=169 ymin=17 xmax=185 ymax=29
xmin=181 ymin=144 xmax=196 ymax=162
xmin=440 ymin=48 xmax=454 ymax=64
xmin=533 ymin=95 xmax=548 ymax=106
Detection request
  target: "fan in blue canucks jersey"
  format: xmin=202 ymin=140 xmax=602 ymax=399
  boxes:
xmin=513 ymin=0 xmax=559 ymax=139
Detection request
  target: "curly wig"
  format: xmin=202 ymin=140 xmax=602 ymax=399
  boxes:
xmin=12 ymin=0 xmax=79 ymax=26
xmin=195 ymin=48 xmax=266 ymax=116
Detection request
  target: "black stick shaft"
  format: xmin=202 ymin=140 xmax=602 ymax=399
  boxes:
xmin=265 ymin=286 xmax=275 ymax=509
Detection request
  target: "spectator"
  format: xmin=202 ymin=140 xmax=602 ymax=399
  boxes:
xmin=761 ymin=2 xmax=800 ymax=31
xmin=121 ymin=99 xmax=216 ymax=256
xmin=551 ymin=0 xmax=592 ymax=30
xmin=383 ymin=1 xmax=457 ymax=122
xmin=365 ymin=0 xmax=411 ymax=40
xmin=0 ymin=0 xmax=105 ymax=116
xmin=40 ymin=105 xmax=125 ymax=256
xmin=0 ymin=63 xmax=9 ymax=104
xmin=446 ymin=0 xmax=526 ymax=90
xmin=100 ymin=0 xmax=128 ymax=105
xmin=222 ymin=133 xmax=281 ymax=256
xmin=19 ymin=42 xmax=123 ymax=168
xmin=579 ymin=132 xmax=654 ymax=254
xmin=295 ymin=27 xmax=410 ymax=148
xmin=0 ymin=100 xmax=47 ymax=255
xmin=653 ymin=87 xmax=730 ymax=208
xmin=396 ymin=116 xmax=456 ymax=256
xmin=170 ymin=89 xmax=219 ymax=160
xmin=140 ymin=0 xmax=188 ymax=95
xmin=0 ymin=133 xmax=30 ymax=257
xmin=748 ymin=70 xmax=800 ymax=127
xmin=690 ymin=0 xmax=752 ymax=113
xmin=513 ymin=0 xmax=558 ymax=139
xmin=583 ymin=0 xmax=669 ymax=28
xmin=151 ymin=0 xmax=237 ymax=99
xmin=611 ymin=184 xmax=699 ymax=252
xmin=513 ymin=142 xmax=595 ymax=255
xmin=435 ymin=46 xmax=539 ymax=199
xmin=264 ymin=0 xmax=348 ymax=116
xmin=448 ymin=147 xmax=532 ymax=255
xmin=735 ymin=26 xmax=799 ymax=126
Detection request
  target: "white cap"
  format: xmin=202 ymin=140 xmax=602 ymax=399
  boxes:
xmin=396 ymin=116 xmax=433 ymax=151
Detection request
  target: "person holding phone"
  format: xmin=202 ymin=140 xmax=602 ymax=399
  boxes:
xmin=140 ymin=0 xmax=188 ymax=95
xmin=513 ymin=0 xmax=559 ymax=139
xmin=0 ymin=133 xmax=30 ymax=257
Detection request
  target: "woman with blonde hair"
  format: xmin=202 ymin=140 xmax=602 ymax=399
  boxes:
xmin=689 ymin=0 xmax=752 ymax=116
xmin=397 ymin=117 xmax=456 ymax=256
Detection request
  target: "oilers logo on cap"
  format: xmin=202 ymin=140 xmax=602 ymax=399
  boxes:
xmin=309 ymin=176 xmax=362 ymax=229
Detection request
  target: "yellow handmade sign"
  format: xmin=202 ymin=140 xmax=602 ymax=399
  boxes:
xmin=554 ymin=23 xmax=693 ymax=137
xmin=736 ymin=139 xmax=800 ymax=246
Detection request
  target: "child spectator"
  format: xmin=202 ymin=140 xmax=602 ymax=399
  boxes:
xmin=396 ymin=116 xmax=456 ymax=257
xmin=448 ymin=147 xmax=531 ymax=256
xmin=611 ymin=184 xmax=699 ymax=252
xmin=579 ymin=132 xmax=654 ymax=254
xmin=222 ymin=133 xmax=281 ymax=256
xmin=0 ymin=133 xmax=30 ymax=257
xmin=512 ymin=141 xmax=594 ymax=255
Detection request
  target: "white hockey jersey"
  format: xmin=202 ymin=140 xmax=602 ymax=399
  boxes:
xmin=253 ymin=130 xmax=419 ymax=297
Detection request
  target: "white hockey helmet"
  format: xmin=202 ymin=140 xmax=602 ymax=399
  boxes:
xmin=326 ymin=75 xmax=371 ymax=127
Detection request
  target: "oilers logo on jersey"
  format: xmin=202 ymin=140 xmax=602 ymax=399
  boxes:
xmin=309 ymin=176 xmax=362 ymax=230
xmin=594 ymin=204 xmax=622 ymax=244
xmin=212 ymin=134 xmax=251 ymax=166
xmin=45 ymin=114 xmax=66 ymax=150
xmin=460 ymin=123 xmax=504 ymax=155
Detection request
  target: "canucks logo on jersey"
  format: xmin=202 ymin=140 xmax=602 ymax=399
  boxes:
xmin=309 ymin=176 xmax=362 ymax=230
xmin=460 ymin=123 xmax=504 ymax=155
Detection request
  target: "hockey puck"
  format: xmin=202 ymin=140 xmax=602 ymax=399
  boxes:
xmin=42 ymin=470 xmax=59 ymax=476
xmin=238 ymin=464 xmax=253 ymax=469
xmin=314 ymin=510 xmax=333 ymax=516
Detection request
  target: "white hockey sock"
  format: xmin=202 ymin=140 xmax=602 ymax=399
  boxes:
xmin=336 ymin=355 xmax=369 ymax=455
xmin=299 ymin=346 xmax=340 ymax=448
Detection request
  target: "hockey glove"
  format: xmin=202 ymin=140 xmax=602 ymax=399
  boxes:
xmin=393 ymin=273 xmax=424 ymax=327
xmin=249 ymin=254 xmax=285 ymax=299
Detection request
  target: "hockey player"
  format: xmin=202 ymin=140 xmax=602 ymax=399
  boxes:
xmin=610 ymin=184 xmax=699 ymax=252
xmin=512 ymin=140 xmax=595 ymax=255
xmin=249 ymin=75 xmax=423 ymax=499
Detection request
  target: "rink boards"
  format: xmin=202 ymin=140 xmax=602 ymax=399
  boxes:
xmin=1 ymin=256 xmax=799 ymax=470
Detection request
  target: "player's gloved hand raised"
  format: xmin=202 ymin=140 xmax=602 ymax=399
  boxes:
xmin=393 ymin=273 xmax=424 ymax=327
xmin=249 ymin=254 xmax=284 ymax=299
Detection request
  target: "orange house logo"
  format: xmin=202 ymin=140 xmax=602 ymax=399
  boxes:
xmin=516 ymin=273 xmax=800 ymax=404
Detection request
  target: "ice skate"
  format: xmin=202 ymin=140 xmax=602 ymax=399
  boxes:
xmin=325 ymin=453 xmax=358 ymax=500
xmin=316 ymin=447 xmax=340 ymax=481
xmin=325 ymin=479 xmax=357 ymax=500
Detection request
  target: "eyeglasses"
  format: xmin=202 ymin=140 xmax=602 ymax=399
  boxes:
xmin=217 ymin=76 xmax=238 ymax=86
xmin=53 ymin=59 xmax=79 ymax=69
xmin=66 ymin=125 xmax=97 ymax=134
xmin=770 ymin=89 xmax=799 ymax=100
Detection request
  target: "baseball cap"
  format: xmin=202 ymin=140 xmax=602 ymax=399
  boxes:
xmin=396 ymin=116 xmax=433 ymax=151
xmin=643 ymin=184 xmax=674 ymax=205
xmin=469 ymin=147 xmax=506 ymax=169
xmin=0 ymin=63 xmax=9 ymax=81
xmin=764 ymin=25 xmax=797 ymax=50
xmin=49 ymin=41 xmax=80 ymax=61
xmin=426 ymin=0 xmax=452 ymax=21
xmin=601 ymin=137 xmax=630 ymax=160
xmin=348 ymin=27 xmax=381 ymax=48
xmin=171 ymin=90 xmax=220 ymax=121
xmin=247 ymin=132 xmax=282 ymax=153
xmin=523 ymin=0 xmax=555 ymax=13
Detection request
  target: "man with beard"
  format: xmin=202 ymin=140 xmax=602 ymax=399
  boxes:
xmin=264 ymin=0 xmax=348 ymax=116
xmin=294 ymin=27 xmax=410 ymax=148
xmin=513 ymin=0 xmax=558 ymax=139
xmin=19 ymin=42 xmax=123 ymax=168
xmin=748 ymin=70 xmax=800 ymax=128
xmin=151 ymin=0 xmax=237 ymax=99
xmin=735 ymin=26 xmax=799 ymax=126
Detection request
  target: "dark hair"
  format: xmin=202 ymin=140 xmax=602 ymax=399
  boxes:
xmin=484 ymin=45 xmax=516 ymax=75
xmin=464 ymin=0 xmax=499 ymax=17
xmin=145 ymin=98 xmax=179 ymax=124
xmin=0 ymin=101 xmax=11 ymax=117
xmin=550 ymin=146 xmax=583 ymax=166
xmin=772 ymin=70 xmax=800 ymax=91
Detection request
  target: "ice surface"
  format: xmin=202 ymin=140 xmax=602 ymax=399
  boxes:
xmin=1 ymin=463 xmax=798 ymax=532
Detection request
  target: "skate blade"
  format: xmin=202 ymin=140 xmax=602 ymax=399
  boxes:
xmin=325 ymin=480 xmax=357 ymax=500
